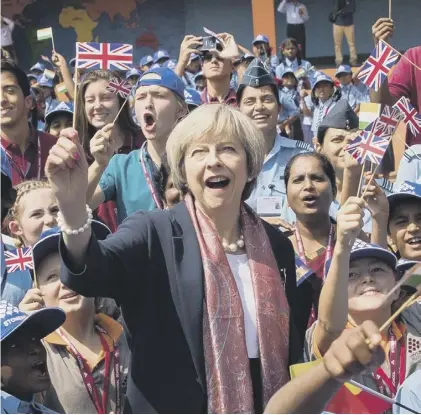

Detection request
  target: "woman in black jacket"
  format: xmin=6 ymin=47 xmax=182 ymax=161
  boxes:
xmin=45 ymin=103 xmax=312 ymax=414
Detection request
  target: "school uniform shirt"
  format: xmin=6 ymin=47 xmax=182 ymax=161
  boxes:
xmin=99 ymin=149 xmax=157 ymax=225
xmin=277 ymin=0 xmax=309 ymax=24
xmin=311 ymin=97 xmax=337 ymax=135
xmin=301 ymin=94 xmax=314 ymax=127
xmin=278 ymin=87 xmax=300 ymax=121
xmin=275 ymin=58 xmax=314 ymax=82
xmin=304 ymin=300 xmax=421 ymax=403
xmin=246 ymin=134 xmax=312 ymax=217
xmin=339 ymin=83 xmax=368 ymax=109
xmin=1 ymin=391 xmax=57 ymax=414
xmin=0 ymin=127 xmax=57 ymax=186
xmin=395 ymin=144 xmax=421 ymax=187
xmin=393 ymin=371 xmax=421 ymax=414
xmin=42 ymin=313 xmax=131 ymax=414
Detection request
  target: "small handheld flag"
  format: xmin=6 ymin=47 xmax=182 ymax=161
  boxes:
xmin=4 ymin=248 xmax=34 ymax=273
xmin=43 ymin=68 xmax=56 ymax=80
xmin=37 ymin=27 xmax=53 ymax=41
xmin=76 ymin=42 xmax=133 ymax=71
xmin=106 ymin=78 xmax=133 ymax=99
xmin=369 ymin=105 xmax=403 ymax=139
xmin=393 ymin=96 xmax=421 ymax=136
xmin=357 ymin=40 xmax=399 ymax=91
xmin=344 ymin=130 xmax=390 ymax=165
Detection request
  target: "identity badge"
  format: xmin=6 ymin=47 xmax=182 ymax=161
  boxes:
xmin=257 ymin=196 xmax=283 ymax=216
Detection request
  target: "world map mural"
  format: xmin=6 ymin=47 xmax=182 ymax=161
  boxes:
xmin=2 ymin=0 xmax=185 ymax=70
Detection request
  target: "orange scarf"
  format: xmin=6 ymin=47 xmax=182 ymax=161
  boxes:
xmin=185 ymin=194 xmax=290 ymax=413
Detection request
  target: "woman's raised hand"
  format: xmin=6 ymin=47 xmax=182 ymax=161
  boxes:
xmin=90 ymin=123 xmax=117 ymax=167
xmin=19 ymin=288 xmax=44 ymax=312
xmin=336 ymin=197 xmax=367 ymax=248
xmin=45 ymin=128 xmax=89 ymax=210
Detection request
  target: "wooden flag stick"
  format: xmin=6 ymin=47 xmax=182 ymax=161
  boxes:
xmin=112 ymin=96 xmax=130 ymax=125
xmin=389 ymin=0 xmax=392 ymax=19
xmin=360 ymin=162 xmax=381 ymax=199
xmin=385 ymin=40 xmax=421 ymax=71
xmin=51 ymin=32 xmax=56 ymax=52
xmin=357 ymin=160 xmax=366 ymax=198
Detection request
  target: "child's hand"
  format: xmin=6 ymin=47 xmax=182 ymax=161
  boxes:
xmin=362 ymin=173 xmax=389 ymax=219
xmin=19 ymin=288 xmax=44 ymax=312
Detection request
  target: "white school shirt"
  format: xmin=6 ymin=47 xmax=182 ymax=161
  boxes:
xmin=311 ymin=97 xmax=335 ymax=135
xmin=1 ymin=17 xmax=14 ymax=46
xmin=227 ymin=254 xmax=259 ymax=358
xmin=277 ymin=0 xmax=309 ymax=24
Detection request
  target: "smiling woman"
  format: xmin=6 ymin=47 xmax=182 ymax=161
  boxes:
xmin=45 ymin=103 xmax=313 ymax=413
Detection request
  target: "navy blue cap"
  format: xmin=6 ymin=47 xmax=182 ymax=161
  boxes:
xmin=27 ymin=73 xmax=37 ymax=81
xmin=32 ymin=220 xmax=110 ymax=275
xmin=253 ymin=34 xmax=269 ymax=45
xmin=396 ymin=258 xmax=419 ymax=280
xmin=1 ymin=148 xmax=12 ymax=180
xmin=162 ymin=59 xmax=177 ymax=71
xmin=311 ymin=73 xmax=334 ymax=90
xmin=139 ymin=55 xmax=154 ymax=67
xmin=335 ymin=64 xmax=352 ymax=77
xmin=126 ymin=67 xmax=142 ymax=79
xmin=45 ymin=101 xmax=74 ymax=124
xmin=30 ymin=62 xmax=45 ymax=72
xmin=36 ymin=74 xmax=53 ymax=88
xmin=388 ymin=181 xmax=421 ymax=208
xmin=280 ymin=68 xmax=296 ymax=78
xmin=153 ymin=50 xmax=170 ymax=63
xmin=1 ymin=300 xmax=66 ymax=342
xmin=137 ymin=67 xmax=185 ymax=100
xmin=184 ymin=87 xmax=202 ymax=107
xmin=194 ymin=71 xmax=204 ymax=82
xmin=350 ymin=239 xmax=397 ymax=269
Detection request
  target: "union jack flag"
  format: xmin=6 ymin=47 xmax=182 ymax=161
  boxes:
xmin=393 ymin=96 xmax=421 ymax=136
xmin=4 ymin=248 xmax=34 ymax=273
xmin=369 ymin=105 xmax=403 ymax=138
xmin=76 ymin=42 xmax=133 ymax=71
xmin=344 ymin=130 xmax=390 ymax=165
xmin=357 ymin=40 xmax=399 ymax=91
xmin=106 ymin=78 xmax=133 ymax=99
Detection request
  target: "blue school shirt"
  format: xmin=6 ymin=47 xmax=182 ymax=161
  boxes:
xmin=99 ymin=150 xmax=156 ymax=224
xmin=278 ymin=87 xmax=300 ymax=121
xmin=275 ymin=58 xmax=315 ymax=82
xmin=395 ymin=144 xmax=421 ymax=186
xmin=246 ymin=134 xmax=312 ymax=215
xmin=311 ymin=97 xmax=336 ymax=135
xmin=393 ymin=371 xmax=421 ymax=414
xmin=1 ymin=391 xmax=57 ymax=414
xmin=339 ymin=83 xmax=368 ymax=109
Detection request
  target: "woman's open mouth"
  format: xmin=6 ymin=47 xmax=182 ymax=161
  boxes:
xmin=205 ymin=176 xmax=230 ymax=190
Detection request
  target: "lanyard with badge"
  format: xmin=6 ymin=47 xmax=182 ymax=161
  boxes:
xmin=294 ymin=223 xmax=335 ymax=281
xmin=0 ymin=135 xmax=42 ymax=181
xmin=56 ymin=326 xmax=121 ymax=414
xmin=139 ymin=142 xmax=164 ymax=210
xmin=372 ymin=327 xmax=406 ymax=398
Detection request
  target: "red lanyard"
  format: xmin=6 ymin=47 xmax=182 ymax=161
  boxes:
xmin=0 ymin=135 xmax=42 ymax=181
xmin=56 ymin=326 xmax=121 ymax=414
xmin=139 ymin=143 xmax=163 ymax=210
xmin=294 ymin=223 xmax=335 ymax=281
xmin=322 ymin=101 xmax=333 ymax=118
xmin=373 ymin=327 xmax=406 ymax=398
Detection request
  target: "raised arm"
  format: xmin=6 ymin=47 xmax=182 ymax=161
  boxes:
xmin=174 ymin=35 xmax=203 ymax=78
xmin=277 ymin=0 xmax=288 ymax=14
xmin=313 ymin=197 xmax=366 ymax=355
xmin=52 ymin=51 xmax=75 ymax=100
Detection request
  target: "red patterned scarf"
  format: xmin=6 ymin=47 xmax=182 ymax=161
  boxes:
xmin=185 ymin=194 xmax=290 ymax=413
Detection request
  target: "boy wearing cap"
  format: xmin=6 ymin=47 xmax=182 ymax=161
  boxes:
xmin=251 ymin=34 xmax=279 ymax=75
xmin=237 ymin=58 xmax=312 ymax=226
xmin=174 ymin=36 xmax=202 ymax=89
xmin=335 ymin=64 xmax=368 ymax=111
xmin=139 ymin=55 xmax=153 ymax=72
xmin=388 ymin=181 xmax=421 ymax=263
xmin=0 ymin=59 xmax=57 ymax=186
xmin=153 ymin=50 xmax=170 ymax=67
xmin=184 ymin=87 xmax=202 ymax=112
xmin=1 ymin=300 xmax=66 ymax=414
xmin=85 ymin=67 xmax=186 ymax=224
xmin=29 ymin=62 xmax=44 ymax=77
xmin=44 ymin=101 xmax=73 ymax=138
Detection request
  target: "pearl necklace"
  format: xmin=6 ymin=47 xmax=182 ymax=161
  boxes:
xmin=222 ymin=235 xmax=245 ymax=253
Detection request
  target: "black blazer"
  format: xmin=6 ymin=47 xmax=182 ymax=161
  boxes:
xmin=60 ymin=202 xmax=312 ymax=414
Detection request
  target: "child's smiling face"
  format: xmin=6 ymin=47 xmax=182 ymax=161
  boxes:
xmin=282 ymin=74 xmax=297 ymax=89
xmin=1 ymin=333 xmax=51 ymax=400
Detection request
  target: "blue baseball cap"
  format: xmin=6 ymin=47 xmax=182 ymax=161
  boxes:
xmin=194 ymin=71 xmax=204 ymax=82
xmin=36 ymin=74 xmax=53 ymax=88
xmin=27 ymin=73 xmax=37 ymax=81
xmin=1 ymin=300 xmax=66 ymax=342
xmin=162 ymin=59 xmax=177 ymax=71
xmin=137 ymin=67 xmax=185 ymax=100
xmin=139 ymin=55 xmax=154 ymax=67
xmin=126 ymin=68 xmax=142 ymax=79
xmin=280 ymin=68 xmax=296 ymax=78
xmin=69 ymin=58 xmax=76 ymax=67
xmin=311 ymin=73 xmax=334 ymax=90
xmin=45 ymin=101 xmax=74 ymax=124
xmin=153 ymin=50 xmax=170 ymax=64
xmin=30 ymin=62 xmax=45 ymax=72
xmin=1 ymin=148 xmax=12 ymax=180
xmin=184 ymin=87 xmax=202 ymax=108
xmin=253 ymin=34 xmax=270 ymax=45
xmin=350 ymin=240 xmax=397 ymax=270
xmin=396 ymin=258 xmax=419 ymax=280
xmin=32 ymin=221 xmax=110 ymax=276
xmin=388 ymin=181 xmax=421 ymax=209
xmin=335 ymin=64 xmax=352 ymax=77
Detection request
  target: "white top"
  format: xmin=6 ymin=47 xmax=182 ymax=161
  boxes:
xmin=277 ymin=0 xmax=309 ymax=24
xmin=226 ymin=254 xmax=259 ymax=358
xmin=1 ymin=17 xmax=15 ymax=46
